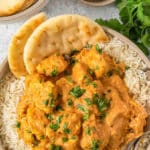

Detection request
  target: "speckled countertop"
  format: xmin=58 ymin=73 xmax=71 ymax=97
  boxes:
xmin=0 ymin=0 xmax=119 ymax=65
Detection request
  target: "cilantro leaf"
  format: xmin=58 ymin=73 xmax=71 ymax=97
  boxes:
xmin=69 ymin=86 xmax=86 ymax=98
xmin=96 ymin=0 xmax=150 ymax=56
xmin=95 ymin=18 xmax=123 ymax=32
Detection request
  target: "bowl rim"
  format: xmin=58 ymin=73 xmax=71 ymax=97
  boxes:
xmin=0 ymin=0 xmax=49 ymax=23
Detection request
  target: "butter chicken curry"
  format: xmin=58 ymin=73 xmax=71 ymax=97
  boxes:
xmin=16 ymin=45 xmax=147 ymax=150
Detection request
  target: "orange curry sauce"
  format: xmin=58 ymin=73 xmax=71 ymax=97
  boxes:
xmin=16 ymin=45 xmax=147 ymax=150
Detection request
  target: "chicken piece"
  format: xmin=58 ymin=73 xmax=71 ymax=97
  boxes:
xmin=18 ymin=117 xmax=44 ymax=148
xmin=25 ymin=74 xmax=45 ymax=94
xmin=107 ymin=75 xmax=131 ymax=103
xmin=17 ymin=117 xmax=33 ymax=145
xmin=105 ymin=87 xmax=129 ymax=126
xmin=75 ymin=47 xmax=114 ymax=78
xmin=36 ymin=53 xmax=68 ymax=77
xmin=126 ymin=99 xmax=147 ymax=143
xmin=46 ymin=112 xmax=81 ymax=149
xmin=55 ymin=135 xmax=80 ymax=150
xmin=27 ymin=104 xmax=49 ymax=136
xmin=82 ymin=79 xmax=103 ymax=96
xmin=72 ymin=80 xmax=104 ymax=117
xmin=56 ymin=77 xmax=74 ymax=105
xmin=17 ymin=96 xmax=31 ymax=119
xmin=59 ymin=112 xmax=82 ymax=135
xmin=80 ymin=114 xmax=110 ymax=150
xmin=25 ymin=74 xmax=58 ymax=113
xmin=72 ymin=62 xmax=90 ymax=84
xmin=106 ymin=116 xmax=129 ymax=150
xmin=103 ymin=87 xmax=130 ymax=149
xmin=33 ymin=81 xmax=58 ymax=113
xmin=46 ymin=112 xmax=82 ymax=138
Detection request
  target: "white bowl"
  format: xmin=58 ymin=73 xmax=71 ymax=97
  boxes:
xmin=0 ymin=27 xmax=150 ymax=150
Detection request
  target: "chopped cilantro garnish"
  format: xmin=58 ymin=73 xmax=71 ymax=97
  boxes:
xmin=77 ymin=104 xmax=89 ymax=120
xmin=77 ymin=104 xmax=86 ymax=112
xmin=16 ymin=121 xmax=21 ymax=128
xmin=49 ymin=116 xmax=63 ymax=131
xmin=91 ymin=139 xmax=99 ymax=150
xmin=40 ymin=135 xmax=45 ymax=140
xmin=49 ymin=99 xmax=54 ymax=108
xmin=49 ymin=93 xmax=54 ymax=97
xmin=26 ymin=130 xmax=31 ymax=133
xmin=86 ymin=127 xmax=91 ymax=135
xmin=39 ymin=79 xmax=42 ymax=83
xmin=46 ymin=114 xmax=52 ymax=121
xmin=49 ymin=123 xmax=59 ymax=131
xmin=63 ymin=122 xmax=71 ymax=134
xmin=125 ymin=66 xmax=130 ymax=70
xmin=95 ymin=0 xmax=150 ymax=56
xmin=83 ymin=111 xmax=89 ymax=121
xmin=32 ymin=135 xmax=39 ymax=147
xmin=32 ymin=140 xmax=39 ymax=147
xmin=56 ymin=115 xmax=63 ymax=124
xmin=84 ymin=98 xmax=92 ymax=106
xmin=67 ymin=98 xmax=73 ymax=106
xmin=71 ymin=136 xmax=77 ymax=140
xmin=88 ymin=68 xmax=94 ymax=76
xmin=84 ymin=76 xmax=92 ymax=86
xmin=66 ymin=76 xmax=73 ymax=83
xmin=47 ymin=93 xmax=55 ymax=107
xmin=43 ymin=99 xmax=49 ymax=106
xmin=69 ymin=86 xmax=86 ymax=98
xmin=99 ymin=112 xmax=107 ymax=120
xmin=62 ymin=137 xmax=68 ymax=142
xmin=96 ymin=44 xmax=102 ymax=54
xmin=92 ymin=82 xmax=97 ymax=88
xmin=93 ymin=94 xmax=110 ymax=112
xmin=91 ymin=127 xmax=96 ymax=132
xmin=94 ymin=65 xmax=99 ymax=70
xmin=51 ymin=68 xmax=58 ymax=77
xmin=50 ymin=144 xmax=62 ymax=150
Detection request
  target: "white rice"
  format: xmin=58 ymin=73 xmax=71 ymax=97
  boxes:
xmin=0 ymin=37 xmax=150 ymax=150
xmin=100 ymin=37 xmax=150 ymax=107
xmin=0 ymin=74 xmax=29 ymax=150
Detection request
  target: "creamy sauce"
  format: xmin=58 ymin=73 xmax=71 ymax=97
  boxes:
xmin=16 ymin=45 xmax=147 ymax=150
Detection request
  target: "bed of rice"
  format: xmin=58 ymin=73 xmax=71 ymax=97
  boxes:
xmin=0 ymin=36 xmax=150 ymax=150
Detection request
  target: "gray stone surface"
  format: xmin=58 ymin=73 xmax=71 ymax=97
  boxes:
xmin=0 ymin=0 xmax=119 ymax=64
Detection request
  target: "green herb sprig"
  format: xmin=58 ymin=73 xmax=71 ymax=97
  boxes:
xmin=95 ymin=0 xmax=150 ymax=56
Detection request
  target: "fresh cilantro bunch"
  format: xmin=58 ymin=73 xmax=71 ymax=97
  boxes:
xmin=95 ymin=0 xmax=150 ymax=56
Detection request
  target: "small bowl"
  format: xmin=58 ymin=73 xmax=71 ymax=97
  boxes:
xmin=80 ymin=0 xmax=115 ymax=6
xmin=0 ymin=0 xmax=49 ymax=23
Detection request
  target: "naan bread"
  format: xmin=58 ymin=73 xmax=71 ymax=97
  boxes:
xmin=8 ymin=13 xmax=47 ymax=78
xmin=0 ymin=0 xmax=25 ymax=16
xmin=24 ymin=14 xmax=109 ymax=73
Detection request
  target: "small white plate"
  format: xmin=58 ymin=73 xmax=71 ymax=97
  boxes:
xmin=80 ymin=0 xmax=115 ymax=7
xmin=0 ymin=0 xmax=49 ymax=23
